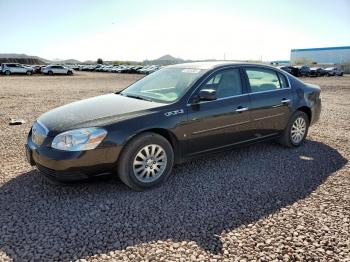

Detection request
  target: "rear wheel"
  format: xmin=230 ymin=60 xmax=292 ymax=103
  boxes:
xmin=5 ymin=70 xmax=11 ymax=75
xmin=26 ymin=71 xmax=32 ymax=75
xmin=117 ymin=132 xmax=174 ymax=191
xmin=67 ymin=70 xmax=73 ymax=75
xmin=279 ymin=111 xmax=309 ymax=148
xmin=48 ymin=71 xmax=53 ymax=75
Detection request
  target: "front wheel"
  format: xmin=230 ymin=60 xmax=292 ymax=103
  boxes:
xmin=279 ymin=111 xmax=309 ymax=148
xmin=26 ymin=71 xmax=32 ymax=75
xmin=117 ymin=132 xmax=174 ymax=191
xmin=5 ymin=70 xmax=11 ymax=75
xmin=67 ymin=70 xmax=73 ymax=75
xmin=48 ymin=71 xmax=53 ymax=75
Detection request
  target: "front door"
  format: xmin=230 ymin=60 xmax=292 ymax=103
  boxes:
xmin=185 ymin=68 xmax=252 ymax=155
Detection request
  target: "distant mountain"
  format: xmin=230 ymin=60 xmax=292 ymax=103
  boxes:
xmin=0 ymin=53 xmax=82 ymax=65
xmin=83 ymin=60 xmax=97 ymax=64
xmin=0 ymin=54 xmax=46 ymax=65
xmin=144 ymin=54 xmax=185 ymax=65
xmin=157 ymin=55 xmax=179 ymax=61
xmin=0 ymin=53 xmax=35 ymax=59
xmin=52 ymin=59 xmax=82 ymax=64
xmin=0 ymin=53 xmax=190 ymax=66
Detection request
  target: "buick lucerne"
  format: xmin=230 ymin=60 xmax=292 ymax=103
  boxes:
xmin=26 ymin=62 xmax=321 ymax=190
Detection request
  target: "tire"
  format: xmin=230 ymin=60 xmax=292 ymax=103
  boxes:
xmin=67 ymin=70 xmax=73 ymax=75
xmin=279 ymin=111 xmax=309 ymax=148
xmin=117 ymin=132 xmax=174 ymax=191
xmin=5 ymin=70 xmax=11 ymax=75
xmin=48 ymin=71 xmax=53 ymax=75
xmin=26 ymin=71 xmax=32 ymax=75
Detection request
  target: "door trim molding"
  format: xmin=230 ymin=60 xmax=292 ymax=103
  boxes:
xmin=192 ymin=120 xmax=250 ymax=135
xmin=253 ymin=112 xmax=285 ymax=121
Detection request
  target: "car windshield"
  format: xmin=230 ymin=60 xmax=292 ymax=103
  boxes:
xmin=120 ymin=68 xmax=205 ymax=103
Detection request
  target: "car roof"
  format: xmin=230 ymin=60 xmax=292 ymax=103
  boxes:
xmin=167 ymin=61 xmax=240 ymax=70
xmin=166 ymin=61 xmax=284 ymax=71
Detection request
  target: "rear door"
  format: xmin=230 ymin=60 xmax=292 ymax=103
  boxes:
xmin=51 ymin=66 xmax=63 ymax=74
xmin=57 ymin=66 xmax=67 ymax=74
xmin=243 ymin=66 xmax=293 ymax=137
xmin=17 ymin=65 xmax=27 ymax=73
xmin=186 ymin=67 xmax=252 ymax=155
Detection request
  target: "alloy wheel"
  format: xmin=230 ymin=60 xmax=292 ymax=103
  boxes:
xmin=291 ymin=117 xmax=306 ymax=144
xmin=132 ymin=144 xmax=167 ymax=183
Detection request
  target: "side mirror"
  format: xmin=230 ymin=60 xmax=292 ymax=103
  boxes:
xmin=198 ymin=89 xmax=217 ymax=101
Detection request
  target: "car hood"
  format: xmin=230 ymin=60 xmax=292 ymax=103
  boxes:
xmin=38 ymin=94 xmax=165 ymax=134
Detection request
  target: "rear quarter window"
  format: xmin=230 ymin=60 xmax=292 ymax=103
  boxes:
xmin=278 ymin=73 xmax=289 ymax=88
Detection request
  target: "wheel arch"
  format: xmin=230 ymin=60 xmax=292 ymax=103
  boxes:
xmin=120 ymin=128 xmax=182 ymax=164
xmin=297 ymin=106 xmax=312 ymax=123
xmin=140 ymin=128 xmax=182 ymax=164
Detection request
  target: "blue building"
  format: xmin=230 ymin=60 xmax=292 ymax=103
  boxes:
xmin=290 ymin=46 xmax=350 ymax=65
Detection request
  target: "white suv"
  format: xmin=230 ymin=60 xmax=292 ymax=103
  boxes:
xmin=1 ymin=63 xmax=34 ymax=75
xmin=41 ymin=65 xmax=73 ymax=75
xmin=325 ymin=67 xmax=344 ymax=76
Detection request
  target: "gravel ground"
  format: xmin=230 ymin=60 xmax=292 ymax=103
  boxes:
xmin=0 ymin=72 xmax=349 ymax=261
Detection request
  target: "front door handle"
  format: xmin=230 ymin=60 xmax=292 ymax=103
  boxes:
xmin=281 ymin=99 xmax=291 ymax=104
xmin=236 ymin=107 xmax=249 ymax=112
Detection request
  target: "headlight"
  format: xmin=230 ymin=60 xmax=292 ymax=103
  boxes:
xmin=51 ymin=127 xmax=107 ymax=151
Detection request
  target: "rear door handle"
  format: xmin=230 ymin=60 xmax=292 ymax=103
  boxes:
xmin=281 ymin=99 xmax=291 ymax=104
xmin=236 ymin=107 xmax=248 ymax=112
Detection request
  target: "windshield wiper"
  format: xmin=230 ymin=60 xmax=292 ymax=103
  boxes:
xmin=121 ymin=93 xmax=153 ymax=102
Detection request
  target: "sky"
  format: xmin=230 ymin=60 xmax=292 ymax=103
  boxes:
xmin=1 ymin=0 xmax=349 ymax=62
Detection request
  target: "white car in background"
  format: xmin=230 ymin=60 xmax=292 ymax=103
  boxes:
xmin=324 ymin=67 xmax=344 ymax=76
xmin=1 ymin=63 xmax=34 ymax=75
xmin=41 ymin=65 xmax=73 ymax=75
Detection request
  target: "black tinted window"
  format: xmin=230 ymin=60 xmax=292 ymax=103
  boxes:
xmin=245 ymin=68 xmax=281 ymax=93
xmin=201 ymin=68 xmax=242 ymax=98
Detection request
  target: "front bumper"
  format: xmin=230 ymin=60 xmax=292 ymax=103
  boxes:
xmin=26 ymin=136 xmax=122 ymax=182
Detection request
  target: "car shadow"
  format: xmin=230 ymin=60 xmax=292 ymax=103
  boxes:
xmin=0 ymin=140 xmax=347 ymax=261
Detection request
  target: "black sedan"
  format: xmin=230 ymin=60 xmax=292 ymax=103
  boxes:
xmin=26 ymin=62 xmax=322 ymax=190
xmin=309 ymin=67 xmax=327 ymax=77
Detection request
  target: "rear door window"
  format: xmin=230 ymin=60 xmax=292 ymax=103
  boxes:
xmin=245 ymin=68 xmax=282 ymax=93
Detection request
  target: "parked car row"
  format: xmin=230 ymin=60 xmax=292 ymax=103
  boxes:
xmin=1 ymin=63 xmax=74 ymax=76
xmin=278 ymin=65 xmax=344 ymax=77
xmin=68 ymin=64 xmax=161 ymax=75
